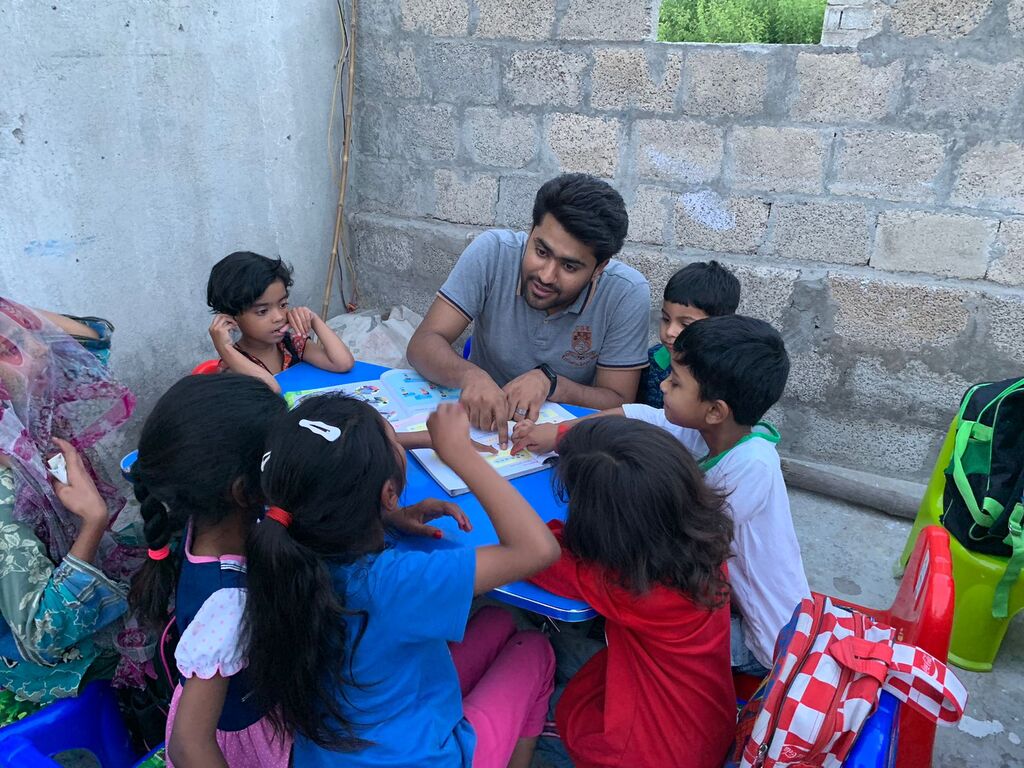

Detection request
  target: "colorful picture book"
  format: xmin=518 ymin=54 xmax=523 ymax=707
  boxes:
xmin=394 ymin=402 xmax=576 ymax=496
xmin=283 ymin=368 xmax=460 ymax=422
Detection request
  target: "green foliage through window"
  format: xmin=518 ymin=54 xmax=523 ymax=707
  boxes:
xmin=658 ymin=0 xmax=827 ymax=44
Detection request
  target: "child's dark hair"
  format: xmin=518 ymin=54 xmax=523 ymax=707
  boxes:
xmin=664 ymin=260 xmax=741 ymax=317
xmin=128 ymin=374 xmax=286 ymax=626
xmin=243 ymin=396 xmax=403 ymax=749
xmin=206 ymin=251 xmax=294 ymax=315
xmin=555 ymin=416 xmax=732 ymax=608
xmin=673 ymin=314 xmax=790 ymax=426
xmin=532 ymin=173 xmax=628 ymax=264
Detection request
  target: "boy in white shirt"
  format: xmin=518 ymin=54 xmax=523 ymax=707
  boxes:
xmin=512 ymin=315 xmax=809 ymax=674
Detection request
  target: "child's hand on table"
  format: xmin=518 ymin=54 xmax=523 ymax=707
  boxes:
xmin=384 ymin=499 xmax=473 ymax=540
xmin=510 ymin=420 xmax=558 ymax=455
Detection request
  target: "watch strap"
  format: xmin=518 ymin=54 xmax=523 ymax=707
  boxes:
xmin=536 ymin=364 xmax=558 ymax=399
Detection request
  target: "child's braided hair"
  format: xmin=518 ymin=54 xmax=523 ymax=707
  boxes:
xmin=127 ymin=374 xmax=285 ymax=626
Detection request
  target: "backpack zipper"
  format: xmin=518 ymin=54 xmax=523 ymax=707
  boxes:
xmin=806 ymin=611 xmax=865 ymax=756
xmin=753 ymin=598 xmax=827 ymax=767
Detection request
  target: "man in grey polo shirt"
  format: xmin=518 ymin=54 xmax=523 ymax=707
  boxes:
xmin=407 ymin=173 xmax=650 ymax=446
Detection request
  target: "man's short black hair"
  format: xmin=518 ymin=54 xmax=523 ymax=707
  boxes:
xmin=206 ymin=251 xmax=294 ymax=315
xmin=664 ymin=261 xmax=741 ymax=317
xmin=531 ymin=174 xmax=628 ymax=264
xmin=673 ymin=315 xmax=789 ymax=426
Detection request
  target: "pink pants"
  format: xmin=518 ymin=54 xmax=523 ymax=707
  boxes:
xmin=449 ymin=606 xmax=555 ymax=768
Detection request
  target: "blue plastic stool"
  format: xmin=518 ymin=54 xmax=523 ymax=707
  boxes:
xmin=845 ymin=692 xmax=899 ymax=768
xmin=0 ymin=681 xmax=141 ymax=767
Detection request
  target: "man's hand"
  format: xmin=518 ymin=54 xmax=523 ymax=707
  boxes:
xmin=503 ymin=368 xmax=550 ymax=424
xmin=510 ymin=420 xmax=559 ymax=455
xmin=459 ymin=370 xmax=510 ymax=448
xmin=209 ymin=314 xmax=237 ymax=351
xmin=286 ymin=306 xmax=318 ymax=339
xmin=49 ymin=438 xmax=108 ymax=528
xmin=383 ymin=498 xmax=473 ymax=539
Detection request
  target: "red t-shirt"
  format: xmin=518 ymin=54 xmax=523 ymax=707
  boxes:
xmin=531 ymin=521 xmax=735 ymax=768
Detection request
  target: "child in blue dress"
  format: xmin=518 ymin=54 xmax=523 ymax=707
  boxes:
xmin=243 ymin=397 xmax=561 ymax=768
xmin=127 ymin=374 xmax=289 ymax=767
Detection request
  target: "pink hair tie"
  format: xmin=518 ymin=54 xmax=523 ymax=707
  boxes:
xmin=147 ymin=546 xmax=171 ymax=561
xmin=265 ymin=506 xmax=292 ymax=529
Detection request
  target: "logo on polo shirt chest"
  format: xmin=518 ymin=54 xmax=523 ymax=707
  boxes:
xmin=562 ymin=325 xmax=599 ymax=367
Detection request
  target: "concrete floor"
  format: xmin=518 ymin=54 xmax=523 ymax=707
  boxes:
xmin=790 ymin=489 xmax=1024 ymax=768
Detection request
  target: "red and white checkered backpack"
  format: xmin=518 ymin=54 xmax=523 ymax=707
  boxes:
xmin=727 ymin=594 xmax=967 ymax=768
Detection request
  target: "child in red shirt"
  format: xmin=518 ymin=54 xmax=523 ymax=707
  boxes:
xmin=531 ymin=416 xmax=736 ymax=768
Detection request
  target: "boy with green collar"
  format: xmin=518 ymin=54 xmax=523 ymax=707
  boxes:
xmin=640 ymin=261 xmax=740 ymax=408
xmin=512 ymin=315 xmax=809 ymax=675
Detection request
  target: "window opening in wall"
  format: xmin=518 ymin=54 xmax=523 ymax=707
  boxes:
xmin=658 ymin=0 xmax=828 ymax=44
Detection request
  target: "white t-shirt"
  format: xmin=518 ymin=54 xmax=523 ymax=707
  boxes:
xmin=621 ymin=404 xmax=811 ymax=667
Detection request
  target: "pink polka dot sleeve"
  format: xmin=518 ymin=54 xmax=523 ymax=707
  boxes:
xmin=175 ymin=587 xmax=248 ymax=679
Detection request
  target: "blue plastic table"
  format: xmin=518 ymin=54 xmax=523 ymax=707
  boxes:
xmin=283 ymin=362 xmax=597 ymax=622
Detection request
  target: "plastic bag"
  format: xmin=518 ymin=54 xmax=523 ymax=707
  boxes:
xmin=325 ymin=306 xmax=423 ymax=369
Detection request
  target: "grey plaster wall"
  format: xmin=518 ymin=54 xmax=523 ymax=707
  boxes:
xmin=0 ymin=1 xmax=342 ymax=451
xmin=350 ymin=0 xmax=1024 ymax=483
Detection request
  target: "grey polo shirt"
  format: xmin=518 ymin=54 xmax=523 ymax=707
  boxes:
xmin=437 ymin=229 xmax=650 ymax=388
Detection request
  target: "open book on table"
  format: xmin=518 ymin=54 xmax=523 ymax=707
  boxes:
xmin=394 ymin=402 xmax=576 ymax=496
xmin=283 ymin=368 xmax=460 ymax=421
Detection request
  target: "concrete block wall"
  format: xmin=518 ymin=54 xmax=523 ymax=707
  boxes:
xmin=351 ymin=0 xmax=1024 ymax=482
xmin=0 ymin=2 xmax=343 ymax=453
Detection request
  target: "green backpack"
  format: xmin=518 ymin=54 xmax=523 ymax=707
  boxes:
xmin=941 ymin=376 xmax=1024 ymax=618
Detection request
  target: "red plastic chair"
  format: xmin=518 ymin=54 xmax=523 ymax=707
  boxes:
xmin=191 ymin=359 xmax=220 ymax=375
xmin=830 ymin=525 xmax=955 ymax=768
xmin=733 ymin=526 xmax=954 ymax=768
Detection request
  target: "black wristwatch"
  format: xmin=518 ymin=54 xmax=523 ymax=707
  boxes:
xmin=535 ymin=364 xmax=558 ymax=399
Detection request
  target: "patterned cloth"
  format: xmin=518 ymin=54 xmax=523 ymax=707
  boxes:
xmin=0 ymin=297 xmax=147 ymax=702
xmin=0 ymin=686 xmax=43 ymax=726
xmin=0 ymin=469 xmax=127 ymax=702
xmin=0 ymin=297 xmax=136 ymax=569
xmin=216 ymin=333 xmax=306 ymax=375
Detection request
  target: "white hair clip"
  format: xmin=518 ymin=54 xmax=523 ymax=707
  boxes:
xmin=261 ymin=451 xmax=272 ymax=472
xmin=299 ymin=419 xmax=341 ymax=442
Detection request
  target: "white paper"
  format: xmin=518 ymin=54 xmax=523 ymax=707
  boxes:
xmin=397 ymin=402 xmax=575 ymax=496
xmin=46 ymin=453 xmax=68 ymax=484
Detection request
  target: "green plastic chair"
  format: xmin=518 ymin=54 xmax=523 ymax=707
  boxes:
xmin=899 ymin=419 xmax=1024 ymax=672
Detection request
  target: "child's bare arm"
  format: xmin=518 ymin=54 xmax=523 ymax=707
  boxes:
xmin=31 ymin=308 xmax=99 ymax=339
xmin=509 ymin=407 xmax=625 ymax=454
xmin=209 ymin=315 xmax=281 ymax=393
xmin=396 ymin=430 xmax=496 ymax=454
xmin=396 ymin=431 xmax=432 ymax=450
xmin=427 ymin=405 xmax=560 ymax=595
xmin=167 ymin=676 xmax=230 ymax=768
xmin=287 ymin=308 xmax=354 ymax=373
